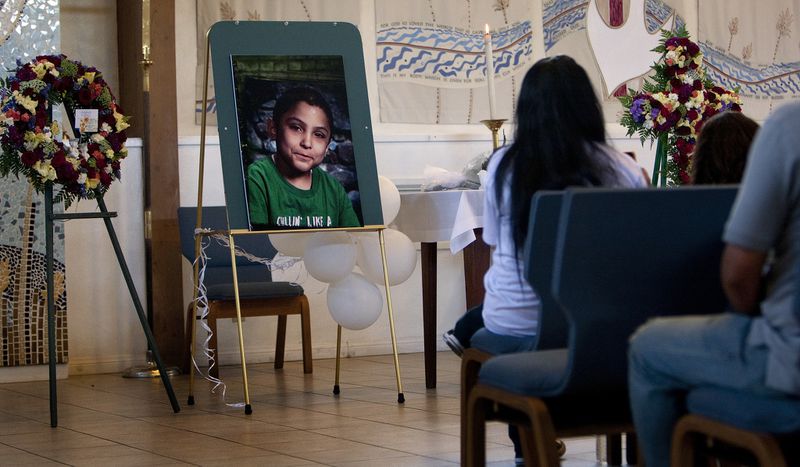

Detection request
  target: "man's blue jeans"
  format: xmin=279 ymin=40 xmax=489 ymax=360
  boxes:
xmin=628 ymin=313 xmax=775 ymax=467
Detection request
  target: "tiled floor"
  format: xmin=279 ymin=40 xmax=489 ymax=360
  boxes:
xmin=0 ymin=352 xmax=631 ymax=466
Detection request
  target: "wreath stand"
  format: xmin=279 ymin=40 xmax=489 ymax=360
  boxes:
xmin=185 ymin=35 xmax=405 ymax=415
xmin=43 ymin=182 xmax=180 ymax=427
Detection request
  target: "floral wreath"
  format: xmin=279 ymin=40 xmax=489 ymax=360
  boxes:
xmin=0 ymin=54 xmax=130 ymax=207
xmin=619 ymin=27 xmax=742 ymax=186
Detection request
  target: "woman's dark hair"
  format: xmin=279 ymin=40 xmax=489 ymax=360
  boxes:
xmin=691 ymin=111 xmax=759 ymax=185
xmin=495 ymin=55 xmax=610 ymax=251
xmin=272 ymin=86 xmax=334 ymax=134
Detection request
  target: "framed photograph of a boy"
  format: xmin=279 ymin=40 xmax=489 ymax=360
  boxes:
xmin=208 ymin=21 xmax=383 ymax=231
xmin=234 ymin=56 xmax=362 ymax=229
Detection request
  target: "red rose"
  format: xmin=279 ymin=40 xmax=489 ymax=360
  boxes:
xmin=35 ymin=109 xmax=49 ymax=129
xmin=21 ymin=150 xmax=40 ymax=167
xmin=100 ymin=112 xmax=115 ymax=128
xmin=676 ymin=138 xmax=694 ymax=156
xmin=55 ymin=161 xmax=77 ymax=182
xmin=51 ymin=150 xmax=67 ymax=168
xmin=78 ymin=87 xmax=94 ymax=106
xmin=36 ymin=55 xmax=62 ymax=67
xmin=94 ymin=156 xmax=107 ymax=169
xmin=55 ymin=77 xmax=74 ymax=92
xmin=16 ymin=66 xmax=36 ymax=81
xmin=99 ymin=170 xmax=112 ymax=187
xmin=673 ymin=152 xmax=688 ymax=167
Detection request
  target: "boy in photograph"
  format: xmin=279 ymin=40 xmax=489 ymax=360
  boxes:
xmin=246 ymin=86 xmax=360 ymax=230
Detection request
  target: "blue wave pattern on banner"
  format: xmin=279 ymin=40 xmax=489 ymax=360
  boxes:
xmin=543 ymin=0 xmax=677 ymax=51
xmin=701 ymin=44 xmax=800 ymax=98
xmin=542 ymin=0 xmax=587 ymax=51
xmin=645 ymin=0 xmax=674 ymax=32
xmin=377 ymin=21 xmax=532 ymax=83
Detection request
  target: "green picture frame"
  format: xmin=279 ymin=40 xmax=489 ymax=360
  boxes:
xmin=209 ymin=21 xmax=383 ymax=230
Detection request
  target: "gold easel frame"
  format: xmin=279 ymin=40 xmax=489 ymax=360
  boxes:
xmin=187 ymin=30 xmax=405 ymax=413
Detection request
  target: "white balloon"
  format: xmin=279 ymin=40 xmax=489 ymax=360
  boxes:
xmin=303 ymin=232 xmax=357 ymax=283
xmin=378 ymin=175 xmax=401 ymax=225
xmin=268 ymin=233 xmax=309 ymax=258
xmin=356 ymin=229 xmax=417 ymax=286
xmin=327 ymin=272 xmax=383 ymax=330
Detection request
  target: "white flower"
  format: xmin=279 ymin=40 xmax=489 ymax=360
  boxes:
xmin=113 ymin=109 xmax=130 ymax=132
xmin=12 ymin=91 xmax=37 ymax=114
xmin=33 ymin=161 xmax=57 ymax=181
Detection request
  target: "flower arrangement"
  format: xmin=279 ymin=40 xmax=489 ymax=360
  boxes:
xmin=619 ymin=27 xmax=742 ymax=185
xmin=0 ymin=54 xmax=130 ymax=207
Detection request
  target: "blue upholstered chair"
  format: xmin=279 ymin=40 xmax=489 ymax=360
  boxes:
xmin=670 ymin=262 xmax=800 ymax=466
xmin=465 ymin=186 xmax=738 ymax=466
xmin=178 ymin=206 xmax=312 ymax=378
xmin=460 ymin=191 xmax=570 ymax=464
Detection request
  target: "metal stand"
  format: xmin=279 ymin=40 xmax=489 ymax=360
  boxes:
xmin=44 ymin=184 xmax=180 ymax=427
xmin=122 ymin=350 xmax=180 ymax=378
xmin=480 ymin=118 xmax=507 ymax=151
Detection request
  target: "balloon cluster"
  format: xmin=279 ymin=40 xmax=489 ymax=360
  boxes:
xmin=269 ymin=176 xmax=417 ymax=330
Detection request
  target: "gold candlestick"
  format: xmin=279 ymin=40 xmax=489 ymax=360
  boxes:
xmin=481 ymin=118 xmax=507 ymax=150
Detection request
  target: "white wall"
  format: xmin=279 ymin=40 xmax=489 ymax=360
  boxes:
xmin=65 ymin=141 xmax=149 ymax=374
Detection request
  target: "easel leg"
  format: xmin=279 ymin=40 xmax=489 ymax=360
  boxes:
xmin=190 ymin=20 xmax=212 ymax=407
xmin=378 ymin=230 xmax=404 ymax=404
xmin=96 ymin=197 xmax=180 ymax=413
xmin=45 ymin=183 xmax=58 ymax=427
xmin=227 ymin=234 xmax=252 ymax=414
xmin=333 ymin=325 xmax=342 ymax=395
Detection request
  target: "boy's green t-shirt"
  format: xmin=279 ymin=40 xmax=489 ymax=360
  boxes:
xmin=247 ymin=158 xmax=360 ymax=229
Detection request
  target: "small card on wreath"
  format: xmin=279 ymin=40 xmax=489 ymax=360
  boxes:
xmin=74 ymin=109 xmax=99 ymax=133
xmin=52 ymin=103 xmax=76 ymax=142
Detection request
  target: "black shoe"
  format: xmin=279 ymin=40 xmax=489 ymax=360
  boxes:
xmin=556 ymin=439 xmax=566 ymax=457
xmin=442 ymin=329 xmax=464 ymax=357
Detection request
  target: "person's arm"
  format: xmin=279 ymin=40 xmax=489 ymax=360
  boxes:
xmin=720 ymin=243 xmax=767 ymax=315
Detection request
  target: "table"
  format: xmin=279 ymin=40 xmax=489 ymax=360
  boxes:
xmin=392 ymin=189 xmax=490 ymax=388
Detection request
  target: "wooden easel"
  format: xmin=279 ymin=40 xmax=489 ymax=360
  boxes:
xmin=186 ymin=31 xmax=404 ymax=414
xmin=44 ymin=183 xmax=180 ymax=427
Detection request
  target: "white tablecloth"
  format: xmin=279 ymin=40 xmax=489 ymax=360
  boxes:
xmin=391 ymin=189 xmax=484 ymax=254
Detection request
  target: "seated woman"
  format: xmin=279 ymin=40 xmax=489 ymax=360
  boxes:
xmin=692 ymin=111 xmax=759 ymax=185
xmin=448 ymin=55 xmax=649 ymax=463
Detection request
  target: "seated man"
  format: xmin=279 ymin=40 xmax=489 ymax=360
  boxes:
xmin=628 ymin=102 xmax=800 ymax=467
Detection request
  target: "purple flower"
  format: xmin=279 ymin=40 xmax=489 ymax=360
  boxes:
xmin=650 ymin=107 xmax=661 ymax=121
xmin=630 ymin=97 xmax=648 ymax=124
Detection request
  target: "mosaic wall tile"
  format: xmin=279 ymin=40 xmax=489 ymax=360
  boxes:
xmin=0 ymin=0 xmax=67 ymax=366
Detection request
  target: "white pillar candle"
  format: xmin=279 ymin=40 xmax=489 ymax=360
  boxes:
xmin=484 ymin=24 xmax=497 ymax=119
